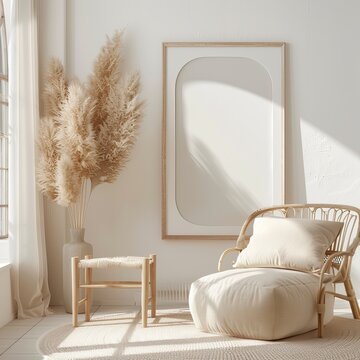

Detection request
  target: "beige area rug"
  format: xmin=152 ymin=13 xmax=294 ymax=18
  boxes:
xmin=38 ymin=308 xmax=360 ymax=360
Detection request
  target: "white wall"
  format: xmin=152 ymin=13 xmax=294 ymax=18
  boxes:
xmin=39 ymin=0 xmax=360 ymax=306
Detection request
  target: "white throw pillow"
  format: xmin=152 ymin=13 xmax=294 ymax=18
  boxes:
xmin=234 ymin=217 xmax=343 ymax=271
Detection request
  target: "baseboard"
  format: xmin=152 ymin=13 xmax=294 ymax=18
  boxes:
xmin=333 ymin=297 xmax=359 ymax=310
xmin=51 ymin=280 xmax=360 ymax=311
xmin=90 ymin=282 xmax=191 ymax=307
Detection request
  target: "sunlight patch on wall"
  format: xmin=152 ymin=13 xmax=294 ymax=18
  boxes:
xmin=301 ymin=120 xmax=360 ymax=205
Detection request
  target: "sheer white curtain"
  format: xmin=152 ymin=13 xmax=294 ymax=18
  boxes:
xmin=8 ymin=0 xmax=50 ymax=318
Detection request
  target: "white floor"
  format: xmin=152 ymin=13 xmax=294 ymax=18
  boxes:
xmin=0 ymin=305 xmax=104 ymax=359
xmin=0 ymin=305 xmax=353 ymax=359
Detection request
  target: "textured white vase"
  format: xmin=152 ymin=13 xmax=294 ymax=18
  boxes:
xmin=63 ymin=228 xmax=93 ymax=313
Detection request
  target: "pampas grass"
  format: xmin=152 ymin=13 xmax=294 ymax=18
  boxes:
xmin=55 ymin=82 xmax=97 ymax=207
xmin=43 ymin=58 xmax=68 ymax=119
xmin=37 ymin=32 xmax=143 ymax=228
xmin=37 ymin=117 xmax=59 ymax=200
xmin=87 ymin=31 xmax=122 ymax=136
xmin=37 ymin=58 xmax=68 ymax=201
xmin=92 ymin=73 xmax=142 ymax=186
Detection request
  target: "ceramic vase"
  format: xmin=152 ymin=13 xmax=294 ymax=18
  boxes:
xmin=63 ymin=228 xmax=93 ymax=313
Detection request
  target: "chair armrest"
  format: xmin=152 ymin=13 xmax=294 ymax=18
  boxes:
xmin=218 ymin=247 xmax=242 ymax=272
xmin=319 ymin=251 xmax=353 ymax=288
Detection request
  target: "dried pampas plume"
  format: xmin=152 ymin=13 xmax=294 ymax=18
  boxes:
xmin=87 ymin=31 xmax=122 ymax=135
xmin=36 ymin=32 xmax=143 ymax=227
xmin=43 ymin=58 xmax=68 ymax=119
xmin=89 ymin=37 xmax=143 ymax=186
xmin=55 ymin=82 xmax=97 ymax=206
xmin=37 ymin=117 xmax=59 ymax=200
xmin=37 ymin=58 xmax=68 ymax=200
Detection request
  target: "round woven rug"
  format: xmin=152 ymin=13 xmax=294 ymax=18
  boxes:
xmin=38 ymin=309 xmax=360 ymax=360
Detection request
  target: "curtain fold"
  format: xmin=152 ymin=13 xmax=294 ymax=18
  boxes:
xmin=8 ymin=0 xmax=50 ymax=318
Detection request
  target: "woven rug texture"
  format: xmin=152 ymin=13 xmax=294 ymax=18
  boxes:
xmin=37 ymin=309 xmax=360 ymax=360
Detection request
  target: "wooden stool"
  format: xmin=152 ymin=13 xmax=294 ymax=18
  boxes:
xmin=71 ymin=254 xmax=156 ymax=327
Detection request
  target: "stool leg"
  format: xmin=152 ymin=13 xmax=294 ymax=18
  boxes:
xmin=72 ymin=257 xmax=79 ymax=327
xmin=150 ymin=254 xmax=156 ymax=318
xmin=142 ymin=258 xmax=149 ymax=327
xmin=84 ymin=255 xmax=92 ymax=322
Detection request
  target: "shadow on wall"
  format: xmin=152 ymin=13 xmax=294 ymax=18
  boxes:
xmin=177 ymin=137 xmax=260 ymax=226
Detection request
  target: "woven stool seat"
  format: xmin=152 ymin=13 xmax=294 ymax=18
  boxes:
xmin=72 ymin=254 xmax=157 ymax=327
xmin=79 ymin=256 xmax=152 ymax=269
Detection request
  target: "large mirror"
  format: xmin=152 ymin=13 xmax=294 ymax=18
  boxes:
xmin=162 ymin=42 xmax=285 ymax=239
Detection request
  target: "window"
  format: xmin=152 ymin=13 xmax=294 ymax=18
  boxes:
xmin=0 ymin=0 xmax=7 ymax=240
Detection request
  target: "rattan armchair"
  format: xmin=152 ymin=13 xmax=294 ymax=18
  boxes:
xmin=218 ymin=204 xmax=360 ymax=337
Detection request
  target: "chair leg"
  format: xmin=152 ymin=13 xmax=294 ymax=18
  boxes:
xmin=317 ymin=293 xmax=325 ymax=338
xmin=84 ymin=255 xmax=92 ymax=322
xmin=141 ymin=258 xmax=149 ymax=327
xmin=72 ymin=257 xmax=79 ymax=327
xmin=317 ymin=312 xmax=324 ymax=338
xmin=344 ymin=277 xmax=360 ymax=319
xmin=150 ymin=254 xmax=156 ymax=318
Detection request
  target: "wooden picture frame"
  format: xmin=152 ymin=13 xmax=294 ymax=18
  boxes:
xmin=162 ymin=42 xmax=286 ymax=240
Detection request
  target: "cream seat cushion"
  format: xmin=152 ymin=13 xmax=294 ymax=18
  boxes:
xmin=189 ymin=268 xmax=334 ymax=340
